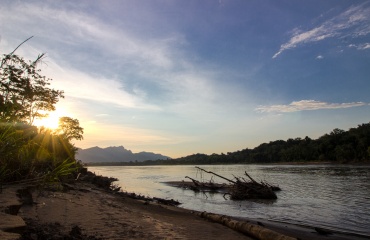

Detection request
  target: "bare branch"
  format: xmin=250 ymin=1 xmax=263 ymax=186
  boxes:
xmin=10 ymin=36 xmax=34 ymax=55
xmin=0 ymin=36 xmax=34 ymax=68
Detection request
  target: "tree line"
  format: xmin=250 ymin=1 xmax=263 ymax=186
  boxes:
xmin=1 ymin=38 xmax=84 ymax=184
xmin=96 ymin=122 xmax=370 ymax=166
xmin=171 ymin=124 xmax=370 ymax=165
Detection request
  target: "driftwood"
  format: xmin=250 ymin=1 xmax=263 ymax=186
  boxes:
xmin=178 ymin=167 xmax=280 ymax=200
xmin=184 ymin=176 xmax=228 ymax=192
xmin=184 ymin=176 xmax=201 ymax=191
xmin=153 ymin=197 xmax=181 ymax=206
xmin=197 ymin=212 xmax=296 ymax=240
xmin=195 ymin=167 xmax=236 ymax=184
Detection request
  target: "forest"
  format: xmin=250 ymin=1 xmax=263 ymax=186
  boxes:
xmin=172 ymin=124 xmax=370 ymax=164
xmin=99 ymin=123 xmax=370 ymax=166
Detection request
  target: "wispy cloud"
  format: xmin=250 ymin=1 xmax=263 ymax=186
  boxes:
xmin=273 ymin=3 xmax=370 ymax=58
xmin=0 ymin=2 xmax=225 ymax=116
xmin=42 ymin=60 xmax=161 ymax=111
xmin=3 ymin=2 xmax=178 ymax=69
xmin=348 ymin=43 xmax=370 ymax=50
xmin=256 ymin=100 xmax=366 ymax=113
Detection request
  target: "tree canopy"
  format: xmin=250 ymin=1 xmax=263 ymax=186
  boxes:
xmin=170 ymin=123 xmax=370 ymax=165
xmin=0 ymin=53 xmax=64 ymax=124
xmin=1 ymin=40 xmax=84 ymax=184
xmin=55 ymin=117 xmax=84 ymax=141
xmin=95 ymin=122 xmax=370 ymax=166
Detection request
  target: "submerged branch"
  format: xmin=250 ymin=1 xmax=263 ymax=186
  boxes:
xmin=195 ymin=166 xmax=236 ymax=184
xmin=174 ymin=167 xmax=280 ymax=200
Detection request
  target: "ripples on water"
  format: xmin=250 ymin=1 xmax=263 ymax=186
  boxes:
xmin=89 ymin=164 xmax=370 ymax=236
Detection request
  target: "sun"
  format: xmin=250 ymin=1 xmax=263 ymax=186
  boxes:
xmin=34 ymin=109 xmax=66 ymax=130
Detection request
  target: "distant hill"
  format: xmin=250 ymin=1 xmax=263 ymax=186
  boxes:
xmin=76 ymin=146 xmax=170 ymax=163
xmin=172 ymin=122 xmax=370 ymax=164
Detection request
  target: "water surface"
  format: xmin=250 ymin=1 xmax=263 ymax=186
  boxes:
xmin=88 ymin=164 xmax=370 ymax=236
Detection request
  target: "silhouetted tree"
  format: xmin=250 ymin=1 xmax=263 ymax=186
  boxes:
xmin=0 ymin=52 xmax=64 ymax=124
xmin=55 ymin=117 xmax=84 ymax=141
xmin=0 ymin=39 xmax=83 ymax=183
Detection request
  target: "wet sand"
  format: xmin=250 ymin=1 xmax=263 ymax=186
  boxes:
xmin=1 ymin=179 xmax=368 ymax=240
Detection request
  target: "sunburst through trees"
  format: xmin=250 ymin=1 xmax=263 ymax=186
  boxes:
xmin=0 ymin=38 xmax=84 ymax=184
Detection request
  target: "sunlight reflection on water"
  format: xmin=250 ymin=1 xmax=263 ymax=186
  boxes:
xmin=88 ymin=164 xmax=370 ymax=236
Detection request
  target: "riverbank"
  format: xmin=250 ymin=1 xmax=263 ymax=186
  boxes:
xmin=1 ymin=173 xmax=368 ymax=240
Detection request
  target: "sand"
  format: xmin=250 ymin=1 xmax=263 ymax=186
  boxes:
xmin=2 ymin=181 xmax=252 ymax=239
xmin=1 ymin=176 xmax=369 ymax=240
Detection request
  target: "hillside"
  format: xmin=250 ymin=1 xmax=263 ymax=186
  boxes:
xmin=76 ymin=146 xmax=170 ymax=163
xmin=172 ymin=122 xmax=370 ymax=164
xmin=77 ymin=122 xmax=370 ymax=166
xmin=122 ymin=122 xmax=370 ymax=166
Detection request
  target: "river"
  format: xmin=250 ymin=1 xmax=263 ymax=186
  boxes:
xmin=88 ymin=164 xmax=370 ymax=236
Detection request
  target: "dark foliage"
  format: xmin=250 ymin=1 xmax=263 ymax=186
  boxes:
xmin=1 ymin=42 xmax=83 ymax=184
xmin=171 ymin=123 xmax=370 ymax=164
xmin=89 ymin=122 xmax=370 ymax=166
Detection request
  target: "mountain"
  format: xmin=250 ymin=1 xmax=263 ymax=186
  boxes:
xmin=76 ymin=146 xmax=170 ymax=163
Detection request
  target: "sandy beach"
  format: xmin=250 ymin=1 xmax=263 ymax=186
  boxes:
xmin=1 ymin=173 xmax=368 ymax=240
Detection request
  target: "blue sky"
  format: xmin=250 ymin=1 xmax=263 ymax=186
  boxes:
xmin=1 ymin=0 xmax=370 ymax=158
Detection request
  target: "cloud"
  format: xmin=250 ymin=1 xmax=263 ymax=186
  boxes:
xmin=360 ymin=43 xmax=370 ymax=49
xmin=348 ymin=43 xmax=370 ymax=50
xmin=316 ymin=55 xmax=324 ymax=59
xmin=1 ymin=2 xmax=177 ymax=69
xmin=42 ymin=60 xmax=161 ymax=111
xmin=255 ymin=100 xmax=366 ymax=113
xmin=0 ymin=1 xmax=227 ymax=117
xmin=273 ymin=3 xmax=370 ymax=58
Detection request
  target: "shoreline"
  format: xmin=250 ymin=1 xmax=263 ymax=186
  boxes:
xmin=1 ymin=173 xmax=369 ymax=240
xmin=85 ymin=161 xmax=370 ymax=167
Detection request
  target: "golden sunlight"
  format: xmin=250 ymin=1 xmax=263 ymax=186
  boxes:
xmin=34 ymin=108 xmax=67 ymax=130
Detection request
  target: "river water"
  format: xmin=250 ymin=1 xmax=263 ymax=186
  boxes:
xmin=88 ymin=164 xmax=370 ymax=236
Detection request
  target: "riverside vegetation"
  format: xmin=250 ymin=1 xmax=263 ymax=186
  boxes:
xmin=0 ymin=37 xmax=84 ymax=187
xmin=172 ymin=125 xmax=370 ymax=165
xmin=89 ymin=122 xmax=370 ymax=166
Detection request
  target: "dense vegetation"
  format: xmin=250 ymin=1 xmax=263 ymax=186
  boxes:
xmin=89 ymin=123 xmax=370 ymax=166
xmin=171 ymin=124 xmax=370 ymax=165
xmin=1 ymin=40 xmax=84 ymax=184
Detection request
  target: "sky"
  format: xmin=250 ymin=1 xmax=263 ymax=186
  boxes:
xmin=1 ymin=0 xmax=370 ymax=158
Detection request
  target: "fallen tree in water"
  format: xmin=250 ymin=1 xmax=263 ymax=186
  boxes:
xmin=173 ymin=166 xmax=280 ymax=200
xmin=196 ymin=212 xmax=296 ymax=240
